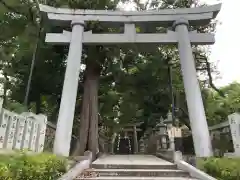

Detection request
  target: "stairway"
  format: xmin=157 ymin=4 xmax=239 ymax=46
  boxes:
xmin=75 ymin=155 xmax=198 ymax=180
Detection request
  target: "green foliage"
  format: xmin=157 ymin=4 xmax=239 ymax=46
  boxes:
xmin=0 ymin=152 xmax=66 ymax=180
xmin=205 ymin=82 xmax=240 ymax=125
xmin=5 ymin=101 xmax=28 ymax=113
xmin=211 ymin=133 xmax=234 ymax=157
xmin=199 ymin=158 xmax=240 ymax=180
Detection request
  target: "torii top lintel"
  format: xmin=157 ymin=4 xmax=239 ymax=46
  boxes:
xmin=40 ymin=4 xmax=221 ymax=27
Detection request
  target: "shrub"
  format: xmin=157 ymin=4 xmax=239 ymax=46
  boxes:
xmin=0 ymin=152 xmax=67 ymax=180
xmin=199 ymin=157 xmax=240 ymax=180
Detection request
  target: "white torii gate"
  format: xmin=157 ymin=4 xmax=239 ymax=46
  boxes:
xmin=40 ymin=4 xmax=221 ymax=157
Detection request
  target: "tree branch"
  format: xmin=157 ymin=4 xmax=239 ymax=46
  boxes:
xmin=0 ymin=0 xmax=39 ymax=27
xmin=144 ymin=0 xmax=151 ymax=9
xmin=133 ymin=0 xmax=145 ymax=10
xmin=170 ymin=52 xmax=225 ymax=98
xmin=179 ymin=107 xmax=191 ymax=130
xmin=206 ymin=61 xmax=225 ymax=97
xmin=197 ymin=54 xmax=225 ymax=97
xmin=0 ymin=0 xmax=23 ymax=15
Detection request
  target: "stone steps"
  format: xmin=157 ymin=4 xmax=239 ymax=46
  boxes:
xmin=76 ymin=177 xmax=198 ymax=180
xmin=84 ymin=169 xmax=190 ymax=177
xmin=92 ymin=164 xmax=177 ymax=169
xmin=75 ymin=155 xmax=196 ymax=180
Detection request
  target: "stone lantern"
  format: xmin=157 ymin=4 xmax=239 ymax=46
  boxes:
xmin=156 ymin=117 xmax=168 ymax=150
xmin=164 ymin=111 xmax=175 ymax=151
xmin=165 ymin=111 xmax=173 ymax=127
xmin=156 ymin=117 xmax=167 ymax=135
xmin=153 ymin=125 xmax=158 ymax=135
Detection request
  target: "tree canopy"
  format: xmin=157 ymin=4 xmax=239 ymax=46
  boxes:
xmin=205 ymin=82 xmax=240 ymax=125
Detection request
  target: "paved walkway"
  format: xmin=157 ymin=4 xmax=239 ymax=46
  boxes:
xmin=93 ymin=155 xmax=173 ymax=165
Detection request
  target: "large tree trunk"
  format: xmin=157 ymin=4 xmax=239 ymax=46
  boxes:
xmin=87 ymin=70 xmax=99 ymax=159
xmin=73 ymin=62 xmax=100 ymax=159
xmin=73 ymin=76 xmax=91 ymax=156
xmin=110 ymin=132 xmax=117 ymax=154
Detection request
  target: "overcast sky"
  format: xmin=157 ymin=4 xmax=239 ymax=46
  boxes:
xmin=203 ymin=0 xmax=240 ymax=87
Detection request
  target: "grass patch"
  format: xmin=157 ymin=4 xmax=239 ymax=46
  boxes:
xmin=198 ymin=157 xmax=240 ymax=180
xmin=0 ymin=151 xmax=67 ymax=180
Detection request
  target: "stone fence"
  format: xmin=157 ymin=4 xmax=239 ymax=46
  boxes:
xmin=0 ymin=100 xmax=47 ymax=152
xmin=0 ymin=99 xmax=81 ymax=153
xmin=209 ymin=112 xmax=240 ymax=157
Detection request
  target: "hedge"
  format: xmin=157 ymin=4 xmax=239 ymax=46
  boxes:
xmin=199 ymin=157 xmax=240 ymax=180
xmin=0 ymin=152 xmax=67 ymax=180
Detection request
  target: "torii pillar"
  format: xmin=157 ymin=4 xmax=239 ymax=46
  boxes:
xmin=53 ymin=18 xmax=84 ymax=156
xmin=173 ymin=18 xmax=212 ymax=157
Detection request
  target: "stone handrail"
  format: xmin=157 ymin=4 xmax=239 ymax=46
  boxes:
xmin=177 ymin=160 xmax=216 ymax=180
xmin=174 ymin=151 xmax=217 ymax=180
xmin=58 ymin=151 xmax=92 ymax=180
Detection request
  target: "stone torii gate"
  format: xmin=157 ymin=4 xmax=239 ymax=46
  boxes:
xmin=40 ymin=4 xmax=221 ymax=157
xmin=120 ymin=122 xmax=144 ymax=154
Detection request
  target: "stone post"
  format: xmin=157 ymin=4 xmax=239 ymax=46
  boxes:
xmin=0 ymin=96 xmax=3 ymax=125
xmin=110 ymin=132 xmax=117 ymax=154
xmin=53 ymin=18 xmax=85 ymax=156
xmin=228 ymin=113 xmax=240 ymax=156
xmin=139 ymin=137 xmax=145 ymax=153
xmin=168 ymin=125 xmax=175 ymax=151
xmin=143 ymin=132 xmax=149 ymax=153
xmin=174 ymin=151 xmax=183 ymax=163
xmin=133 ymin=125 xmax=138 ymax=153
xmin=165 ymin=113 xmax=175 ymax=151
xmin=156 ymin=128 xmax=162 ymax=153
xmin=173 ymin=18 xmax=212 ymax=157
